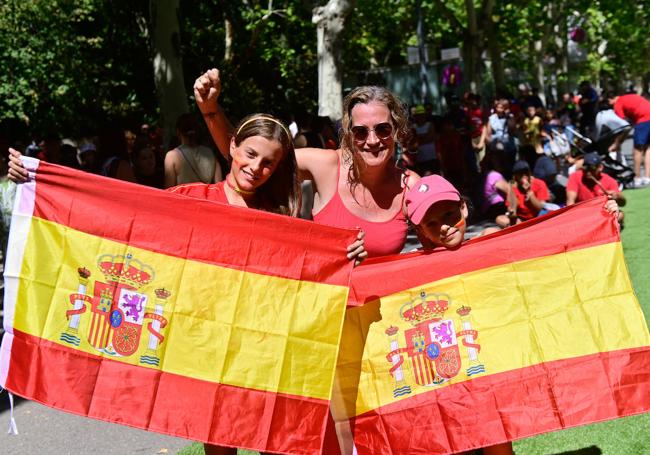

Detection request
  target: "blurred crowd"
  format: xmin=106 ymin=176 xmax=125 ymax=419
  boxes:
xmin=1 ymin=81 xmax=647 ymax=253
xmin=399 ymin=82 xmax=648 ymax=229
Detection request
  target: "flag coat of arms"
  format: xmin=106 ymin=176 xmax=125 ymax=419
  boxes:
xmin=0 ymin=158 xmax=357 ymax=454
xmin=331 ymin=198 xmax=650 ymax=454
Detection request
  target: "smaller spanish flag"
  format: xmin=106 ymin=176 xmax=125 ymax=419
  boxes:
xmin=0 ymin=158 xmax=357 ymax=454
xmin=334 ymin=198 xmax=650 ymax=454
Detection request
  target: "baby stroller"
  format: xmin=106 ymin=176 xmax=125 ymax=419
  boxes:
xmin=565 ymin=125 xmax=635 ymax=188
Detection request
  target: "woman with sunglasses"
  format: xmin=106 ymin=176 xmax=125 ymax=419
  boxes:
xmin=195 ymin=69 xmax=419 ymax=259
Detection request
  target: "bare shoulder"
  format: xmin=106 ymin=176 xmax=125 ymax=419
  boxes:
xmin=164 ymin=148 xmax=181 ymax=163
xmin=295 ymin=147 xmax=339 ymax=166
xmin=295 ymin=147 xmax=339 ymax=180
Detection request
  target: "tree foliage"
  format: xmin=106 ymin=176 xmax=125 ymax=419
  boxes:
xmin=0 ymin=0 xmax=155 ymax=137
xmin=179 ymin=0 xmax=318 ymax=122
xmin=0 ymin=0 xmax=647 ymax=140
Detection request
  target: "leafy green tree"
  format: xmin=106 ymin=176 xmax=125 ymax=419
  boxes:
xmin=179 ymin=0 xmax=319 ymax=122
xmin=0 ymin=0 xmax=155 ymax=138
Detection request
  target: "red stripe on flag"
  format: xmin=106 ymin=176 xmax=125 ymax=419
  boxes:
xmin=5 ymin=331 xmax=329 ymax=455
xmin=349 ymin=197 xmax=619 ymax=306
xmin=349 ymin=346 xmax=650 ymax=454
xmin=31 ymin=162 xmax=356 ymax=287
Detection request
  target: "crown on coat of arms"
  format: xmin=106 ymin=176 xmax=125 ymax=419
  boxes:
xmin=155 ymin=288 xmax=171 ymax=299
xmin=97 ymin=253 xmax=154 ymax=290
xmin=385 ymin=326 xmax=399 ymax=336
xmin=456 ymin=305 xmax=472 ymax=317
xmin=400 ymin=291 xmax=450 ymax=325
xmin=77 ymin=267 xmax=91 ymax=279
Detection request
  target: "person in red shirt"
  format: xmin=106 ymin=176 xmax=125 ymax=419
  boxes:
xmin=566 ymin=152 xmax=625 ymax=224
xmin=608 ymin=92 xmax=650 ymax=186
xmin=464 ymin=92 xmax=487 ymax=170
xmin=499 ymin=160 xmax=549 ymax=226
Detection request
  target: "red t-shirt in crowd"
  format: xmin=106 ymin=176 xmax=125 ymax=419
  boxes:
xmin=467 ymin=107 xmax=485 ymax=138
xmin=507 ymin=178 xmax=549 ymax=220
xmin=566 ymin=170 xmax=618 ymax=202
xmin=614 ymin=94 xmax=650 ymax=125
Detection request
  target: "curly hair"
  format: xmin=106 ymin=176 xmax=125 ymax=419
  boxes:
xmin=232 ymin=114 xmax=301 ymax=217
xmin=340 ymin=86 xmax=409 ymax=191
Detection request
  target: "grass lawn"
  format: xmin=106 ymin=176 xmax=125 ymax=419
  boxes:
xmin=178 ymin=187 xmax=650 ymax=455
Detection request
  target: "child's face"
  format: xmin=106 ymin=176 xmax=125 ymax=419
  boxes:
xmin=416 ymin=200 xmax=468 ymax=250
xmin=526 ymin=106 xmax=536 ymax=118
xmin=495 ymin=103 xmax=508 ymax=116
xmin=514 ymin=172 xmax=530 ymax=187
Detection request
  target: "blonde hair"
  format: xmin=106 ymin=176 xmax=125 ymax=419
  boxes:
xmin=340 ymin=86 xmax=409 ymax=192
xmin=233 ymin=114 xmax=300 ymax=217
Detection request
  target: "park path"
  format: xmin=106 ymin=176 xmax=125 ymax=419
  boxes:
xmin=0 ymin=394 xmax=191 ymax=455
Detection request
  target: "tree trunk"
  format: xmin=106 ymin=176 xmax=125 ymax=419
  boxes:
xmin=313 ymin=0 xmax=354 ymax=121
xmin=463 ymin=0 xmax=480 ymax=93
xmin=485 ymin=17 xmax=504 ymax=94
xmin=531 ymin=39 xmax=546 ymax=106
xmin=462 ymin=37 xmax=482 ymax=93
xmin=416 ymin=0 xmax=428 ymax=103
xmin=224 ymin=16 xmax=234 ymax=62
xmin=554 ymin=8 xmax=569 ymax=95
xmin=151 ymin=0 xmax=188 ymax=148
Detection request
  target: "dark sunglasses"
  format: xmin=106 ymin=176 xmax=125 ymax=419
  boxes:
xmin=351 ymin=122 xmax=393 ymax=142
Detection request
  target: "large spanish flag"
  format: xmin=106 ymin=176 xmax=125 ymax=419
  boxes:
xmin=0 ymin=158 xmax=357 ymax=454
xmin=333 ymin=198 xmax=650 ymax=454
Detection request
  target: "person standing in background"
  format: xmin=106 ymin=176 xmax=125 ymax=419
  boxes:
xmin=164 ymin=113 xmax=223 ymax=188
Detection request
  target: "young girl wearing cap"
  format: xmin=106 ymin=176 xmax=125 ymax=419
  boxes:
xmin=406 ymin=174 xmax=499 ymax=251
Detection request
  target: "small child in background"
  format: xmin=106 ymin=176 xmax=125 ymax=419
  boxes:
xmin=522 ymin=105 xmax=544 ymax=155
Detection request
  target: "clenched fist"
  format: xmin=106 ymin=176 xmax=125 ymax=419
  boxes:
xmin=193 ymin=68 xmax=222 ymax=114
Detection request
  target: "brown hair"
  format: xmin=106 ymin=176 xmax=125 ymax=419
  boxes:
xmin=340 ymin=86 xmax=409 ymax=191
xmin=232 ymin=114 xmax=300 ymax=217
xmin=176 ymin=113 xmax=201 ymax=146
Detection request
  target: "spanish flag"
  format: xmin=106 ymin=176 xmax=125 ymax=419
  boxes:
xmin=333 ymin=197 xmax=650 ymax=454
xmin=0 ymin=158 xmax=356 ymax=455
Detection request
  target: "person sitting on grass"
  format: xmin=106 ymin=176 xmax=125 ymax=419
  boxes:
xmin=566 ymin=151 xmax=625 ymax=226
xmin=497 ymin=160 xmax=551 ymax=227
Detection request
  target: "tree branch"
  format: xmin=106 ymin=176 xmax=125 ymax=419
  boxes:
xmin=431 ymin=0 xmax=464 ymax=33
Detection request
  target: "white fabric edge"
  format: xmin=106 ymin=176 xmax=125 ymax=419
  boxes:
xmin=0 ymin=156 xmax=39 ymax=386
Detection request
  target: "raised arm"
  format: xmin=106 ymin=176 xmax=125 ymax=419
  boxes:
xmin=195 ymin=69 xmax=327 ymax=180
xmin=194 ymin=69 xmax=233 ymax=159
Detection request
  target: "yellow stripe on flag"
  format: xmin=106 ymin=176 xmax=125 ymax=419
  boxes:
xmin=15 ymin=218 xmax=348 ymax=400
xmin=336 ymin=241 xmax=649 ymax=416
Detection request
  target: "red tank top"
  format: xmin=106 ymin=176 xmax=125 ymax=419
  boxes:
xmin=167 ymin=181 xmax=229 ymax=203
xmin=313 ymin=160 xmax=408 ymax=258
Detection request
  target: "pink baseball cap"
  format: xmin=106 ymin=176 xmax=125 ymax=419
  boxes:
xmin=406 ymin=175 xmax=461 ymax=225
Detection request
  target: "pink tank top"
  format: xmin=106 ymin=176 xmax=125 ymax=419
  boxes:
xmin=313 ymin=161 xmax=408 ymax=258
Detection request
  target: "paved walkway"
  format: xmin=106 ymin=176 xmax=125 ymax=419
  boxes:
xmin=0 ymin=393 xmax=191 ymax=455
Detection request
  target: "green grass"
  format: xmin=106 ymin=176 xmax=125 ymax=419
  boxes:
xmin=178 ymin=188 xmax=650 ymax=455
xmin=177 ymin=445 xmax=254 ymax=455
